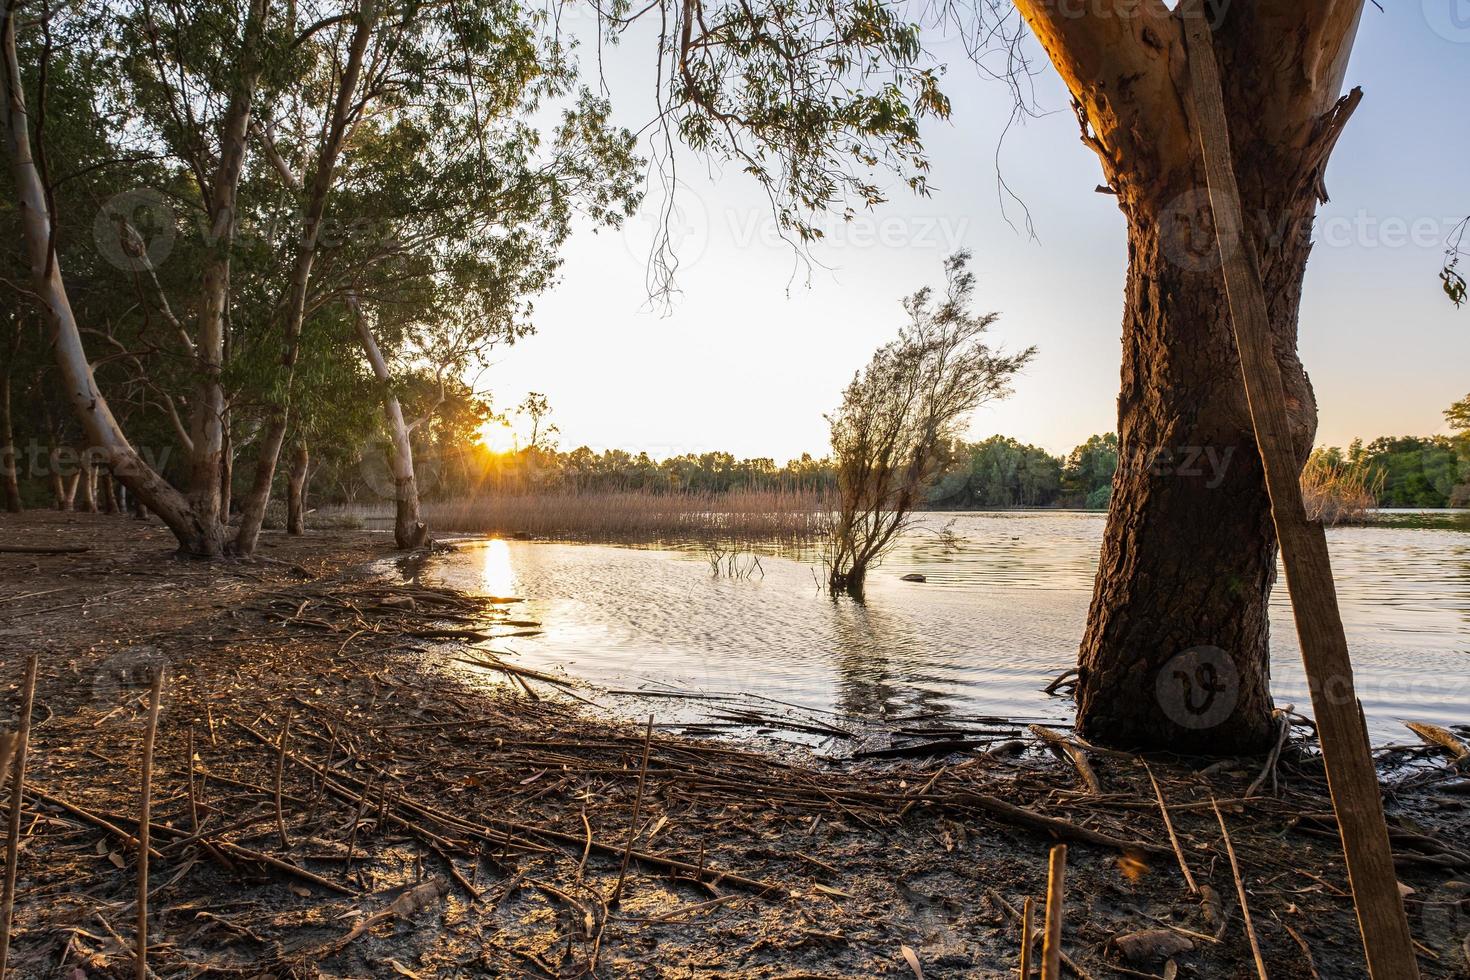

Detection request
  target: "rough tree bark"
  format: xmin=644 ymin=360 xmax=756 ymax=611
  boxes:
xmin=1012 ymin=0 xmax=1364 ymax=751
xmin=354 ymin=308 xmax=429 ymax=550
xmin=286 ymin=440 xmax=308 ymax=535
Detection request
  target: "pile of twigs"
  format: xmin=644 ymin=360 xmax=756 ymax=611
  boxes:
xmin=2 ymin=566 xmax=1469 ymax=978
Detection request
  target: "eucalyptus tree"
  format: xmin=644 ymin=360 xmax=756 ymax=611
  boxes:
xmin=967 ymin=0 xmax=1368 ymax=751
xmin=262 ymin=54 xmax=641 ymax=547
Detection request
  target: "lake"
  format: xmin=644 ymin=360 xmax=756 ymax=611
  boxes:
xmin=422 ymin=511 xmax=1470 ymax=745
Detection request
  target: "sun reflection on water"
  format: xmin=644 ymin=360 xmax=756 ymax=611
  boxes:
xmin=478 ymin=538 xmax=517 ymax=597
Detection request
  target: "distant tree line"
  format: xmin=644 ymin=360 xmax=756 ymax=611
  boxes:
xmin=304 ymin=431 xmax=1123 ymax=511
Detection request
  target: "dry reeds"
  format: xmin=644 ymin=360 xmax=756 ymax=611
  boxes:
xmin=329 ymin=489 xmax=831 ymax=545
xmin=1300 ymin=454 xmax=1383 ymax=526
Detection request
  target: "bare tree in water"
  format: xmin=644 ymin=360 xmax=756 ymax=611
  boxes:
xmin=825 ymin=252 xmax=1034 ymax=599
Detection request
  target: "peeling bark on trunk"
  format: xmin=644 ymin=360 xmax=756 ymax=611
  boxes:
xmin=354 ymin=310 xmax=428 ymax=550
xmin=1012 ymin=0 xmax=1363 ymax=751
xmin=286 ymin=440 xmax=308 ymax=535
xmin=0 ymin=4 xmax=221 ymax=555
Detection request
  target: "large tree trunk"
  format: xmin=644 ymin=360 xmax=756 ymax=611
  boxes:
xmin=1014 ymin=0 xmax=1363 ymax=752
xmin=286 ymin=439 xmax=308 ymax=535
xmin=0 ymin=371 xmax=20 ymax=512
xmin=354 ymin=310 xmax=429 ymax=550
xmin=0 ymin=3 xmax=222 ymax=555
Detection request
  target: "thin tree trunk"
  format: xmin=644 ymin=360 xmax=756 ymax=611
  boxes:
xmin=0 ymin=5 xmax=220 ymax=554
xmin=101 ymin=470 xmax=117 ymax=514
xmin=231 ymin=414 xmax=288 ymax=555
xmin=286 ymin=439 xmax=308 ymax=535
xmin=0 ymin=371 xmax=20 ymax=512
xmin=353 ymin=309 xmax=428 ymax=550
xmin=1010 ymin=0 xmax=1364 ymax=752
xmin=229 ymin=7 xmax=376 ymax=555
xmin=78 ymin=454 xmax=96 ymax=512
xmin=219 ymin=409 xmax=232 ymax=522
xmin=185 ymin=0 xmax=266 ymax=539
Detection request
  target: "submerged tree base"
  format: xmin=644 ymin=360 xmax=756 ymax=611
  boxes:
xmin=1 ymin=512 xmax=1467 ymax=978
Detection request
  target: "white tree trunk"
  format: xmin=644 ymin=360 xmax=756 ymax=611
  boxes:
xmin=1 ymin=8 xmax=219 ymax=552
xmin=354 ymin=311 xmax=428 ymax=549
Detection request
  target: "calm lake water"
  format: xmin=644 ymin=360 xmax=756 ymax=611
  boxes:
xmin=423 ymin=511 xmax=1470 ymax=745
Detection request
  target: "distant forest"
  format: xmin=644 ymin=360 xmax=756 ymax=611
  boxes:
xmin=11 ymin=371 xmax=1468 ymax=512
xmin=342 ymin=428 xmax=1470 ymax=511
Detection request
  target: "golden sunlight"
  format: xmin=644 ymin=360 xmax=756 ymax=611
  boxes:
xmin=478 ymin=538 xmax=516 ymax=598
xmin=478 ymin=419 xmax=516 ymax=454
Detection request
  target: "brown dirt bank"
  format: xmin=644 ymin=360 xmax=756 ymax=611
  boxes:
xmin=0 ymin=511 xmax=1467 ymax=978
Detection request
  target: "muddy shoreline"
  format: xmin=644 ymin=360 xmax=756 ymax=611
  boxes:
xmin=2 ymin=511 xmax=1468 ymax=978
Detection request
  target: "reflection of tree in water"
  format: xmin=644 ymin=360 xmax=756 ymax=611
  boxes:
xmin=828 ymin=599 xmax=956 ymax=724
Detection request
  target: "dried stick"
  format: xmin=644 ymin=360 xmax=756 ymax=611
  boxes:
xmin=0 ymin=655 xmax=38 ymax=976
xmin=1030 ymin=726 xmax=1100 ymax=795
xmin=1020 ymin=895 xmax=1035 ymax=979
xmin=609 ymin=715 xmax=654 ymax=906
xmin=1214 ymin=799 xmax=1268 ymax=980
xmin=274 ymin=710 xmax=293 ymax=850
xmin=1144 ymin=761 xmax=1198 ymax=895
xmin=1041 ymin=844 xmax=1067 ymax=980
xmin=137 ymin=665 xmax=165 ymax=980
xmin=185 ymin=725 xmax=200 ymax=833
xmin=1247 ymin=707 xmax=1292 ymax=799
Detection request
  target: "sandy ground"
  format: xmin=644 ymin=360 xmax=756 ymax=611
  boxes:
xmin=1 ymin=510 xmax=1468 ymax=979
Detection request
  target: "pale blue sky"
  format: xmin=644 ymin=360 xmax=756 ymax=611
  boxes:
xmin=479 ymin=4 xmax=1470 ymax=461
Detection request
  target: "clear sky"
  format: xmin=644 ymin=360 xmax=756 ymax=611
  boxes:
xmin=477 ymin=4 xmax=1470 ymax=462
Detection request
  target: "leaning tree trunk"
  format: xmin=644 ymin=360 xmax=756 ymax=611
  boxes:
xmin=1014 ymin=0 xmax=1363 ymax=752
xmin=286 ymin=440 xmax=308 ymax=535
xmin=354 ymin=311 xmax=429 ymax=550
xmin=0 ymin=3 xmax=223 ymax=554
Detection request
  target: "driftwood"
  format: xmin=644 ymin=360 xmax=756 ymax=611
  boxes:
xmin=1405 ymin=723 xmax=1469 ymax=764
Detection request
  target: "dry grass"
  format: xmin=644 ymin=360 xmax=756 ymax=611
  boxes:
xmin=327 ymin=489 xmax=832 ymax=544
xmin=1301 ymin=454 xmax=1383 ymax=525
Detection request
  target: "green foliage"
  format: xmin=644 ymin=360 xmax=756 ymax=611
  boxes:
xmin=1358 ymin=435 xmax=1468 ymax=508
xmin=1444 ymin=218 xmax=1468 ymax=309
xmin=607 ymin=0 xmax=949 ymax=294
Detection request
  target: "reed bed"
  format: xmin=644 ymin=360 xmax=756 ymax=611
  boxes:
xmin=1301 ymin=454 xmax=1383 ymax=525
xmin=331 ymin=489 xmax=833 ymax=544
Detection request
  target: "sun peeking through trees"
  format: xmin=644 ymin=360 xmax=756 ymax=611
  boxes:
xmin=824 ymin=252 xmax=1035 ymax=599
